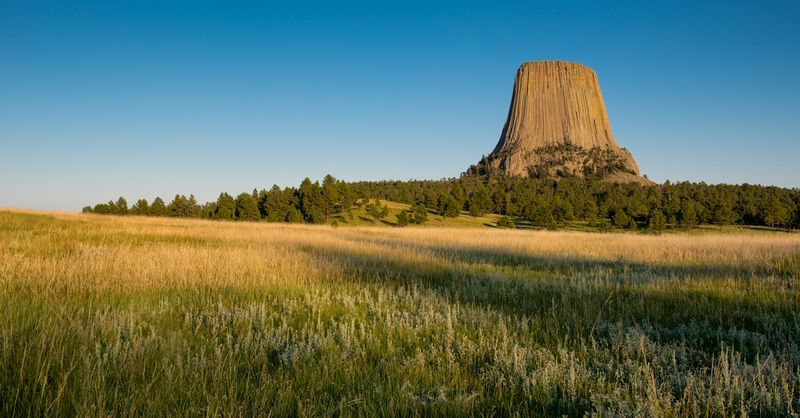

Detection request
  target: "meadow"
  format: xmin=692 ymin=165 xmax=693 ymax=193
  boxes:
xmin=1 ymin=210 xmax=799 ymax=416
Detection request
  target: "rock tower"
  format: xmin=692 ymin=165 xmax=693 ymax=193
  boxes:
xmin=481 ymin=61 xmax=648 ymax=183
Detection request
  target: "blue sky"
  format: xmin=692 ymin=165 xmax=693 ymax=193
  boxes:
xmin=1 ymin=1 xmax=798 ymax=210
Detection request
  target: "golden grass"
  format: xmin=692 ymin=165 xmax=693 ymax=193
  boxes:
xmin=1 ymin=210 xmax=799 ymax=416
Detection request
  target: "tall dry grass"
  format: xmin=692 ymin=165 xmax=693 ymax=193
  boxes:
xmin=1 ymin=210 xmax=799 ymax=416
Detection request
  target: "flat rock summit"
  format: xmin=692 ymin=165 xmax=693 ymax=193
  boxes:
xmin=477 ymin=61 xmax=650 ymax=184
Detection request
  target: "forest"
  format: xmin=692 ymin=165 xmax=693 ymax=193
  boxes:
xmin=83 ymin=174 xmax=800 ymax=230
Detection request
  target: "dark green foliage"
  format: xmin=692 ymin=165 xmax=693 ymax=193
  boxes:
xmin=496 ymin=216 xmax=515 ymax=228
xmin=85 ymin=174 xmax=800 ymax=230
xmin=321 ymin=174 xmax=339 ymax=221
xmin=612 ymin=209 xmax=631 ymax=228
xmin=396 ymin=210 xmax=410 ymax=226
xmin=411 ymin=203 xmax=428 ymax=224
xmin=647 ymin=209 xmax=666 ymax=231
xmin=115 ymin=197 xmax=128 ymax=215
xmin=213 ymin=193 xmax=236 ymax=220
xmin=551 ymin=196 xmax=574 ymax=224
xmin=366 ymin=199 xmax=389 ymax=221
xmin=298 ymin=178 xmax=327 ymax=223
xmin=306 ymin=206 xmax=326 ymax=224
xmin=285 ymin=206 xmax=304 ymax=223
xmin=679 ymin=199 xmax=698 ymax=226
xmin=235 ymin=193 xmax=260 ymax=221
xmin=130 ymin=199 xmax=149 ymax=216
xmin=761 ymin=196 xmax=789 ymax=228
xmin=711 ymin=199 xmax=736 ymax=225
xmin=261 ymin=185 xmax=293 ymax=222
xmin=793 ymin=204 xmax=800 ymax=229
xmin=437 ymin=194 xmax=460 ymax=217
xmin=528 ymin=202 xmax=556 ymax=229
xmin=149 ymin=197 xmax=166 ymax=217
xmin=165 ymin=195 xmax=200 ymax=218
xmin=467 ymin=185 xmax=492 ymax=216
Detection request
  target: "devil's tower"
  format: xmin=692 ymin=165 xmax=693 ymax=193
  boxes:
xmin=479 ymin=61 xmax=649 ymax=183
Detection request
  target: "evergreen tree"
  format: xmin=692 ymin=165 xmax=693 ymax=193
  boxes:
xmin=235 ymin=193 xmax=260 ymax=221
xmin=213 ymin=193 xmax=236 ymax=220
xmin=583 ymin=198 xmax=598 ymax=226
xmin=711 ymin=199 xmax=735 ymax=225
xmin=321 ymin=174 xmax=340 ymax=220
xmin=115 ymin=197 xmax=129 ymax=215
xmin=496 ymin=216 xmax=515 ymax=229
xmin=286 ymin=206 xmax=304 ymax=223
xmin=149 ymin=197 xmax=166 ymax=217
xmin=467 ymin=186 xmax=492 ymax=216
xmin=612 ymin=209 xmax=631 ymax=229
xmin=187 ymin=195 xmax=201 ymax=218
xmin=130 ymin=199 xmax=149 ymax=216
xmin=528 ymin=202 xmax=556 ymax=229
xmin=167 ymin=195 xmax=190 ymax=217
xmin=647 ymin=209 xmax=666 ymax=231
xmin=792 ymin=204 xmax=800 ymax=229
xmin=411 ymin=203 xmax=428 ymax=224
xmin=761 ymin=196 xmax=789 ymax=228
xmin=679 ymin=199 xmax=697 ymax=226
xmin=262 ymin=185 xmax=290 ymax=222
xmin=396 ymin=210 xmax=410 ymax=226
xmin=552 ymin=196 xmax=575 ymax=224
xmin=437 ymin=194 xmax=460 ymax=217
xmin=298 ymin=178 xmax=324 ymax=223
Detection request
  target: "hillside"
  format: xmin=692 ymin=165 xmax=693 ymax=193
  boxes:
xmin=331 ymin=199 xmax=502 ymax=228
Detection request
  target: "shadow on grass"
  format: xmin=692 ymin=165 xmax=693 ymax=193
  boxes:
xmin=299 ymin=238 xmax=799 ymax=360
xmin=338 ymin=235 xmax=799 ymax=281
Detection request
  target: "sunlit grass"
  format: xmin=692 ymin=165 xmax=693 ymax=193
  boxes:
xmin=1 ymin=210 xmax=798 ymax=416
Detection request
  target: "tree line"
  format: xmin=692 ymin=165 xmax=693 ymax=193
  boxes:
xmin=84 ymin=174 xmax=800 ymax=230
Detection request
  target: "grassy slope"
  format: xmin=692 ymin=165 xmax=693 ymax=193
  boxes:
xmin=333 ymin=200 xmax=793 ymax=236
xmin=1 ymin=210 xmax=799 ymax=416
xmin=331 ymin=200 xmax=502 ymax=228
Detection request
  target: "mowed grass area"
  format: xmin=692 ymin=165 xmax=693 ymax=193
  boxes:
xmin=1 ymin=210 xmax=799 ymax=416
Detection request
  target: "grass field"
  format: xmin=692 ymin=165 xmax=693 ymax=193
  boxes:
xmin=1 ymin=210 xmax=799 ymax=416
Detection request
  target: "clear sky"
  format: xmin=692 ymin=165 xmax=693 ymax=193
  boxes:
xmin=1 ymin=1 xmax=798 ymax=210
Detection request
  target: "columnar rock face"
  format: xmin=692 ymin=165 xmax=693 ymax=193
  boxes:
xmin=483 ymin=61 xmax=648 ymax=183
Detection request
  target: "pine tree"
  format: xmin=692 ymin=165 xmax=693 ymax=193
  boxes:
xmin=115 ymin=197 xmax=129 ymax=215
xmin=679 ymin=199 xmax=697 ymax=226
xmin=437 ymin=194 xmax=460 ymax=217
xmin=396 ymin=210 xmax=410 ymax=226
xmin=321 ymin=174 xmax=340 ymax=220
xmin=235 ymin=193 xmax=260 ymax=221
xmin=286 ymin=206 xmax=304 ymax=223
xmin=130 ymin=199 xmax=149 ymax=216
xmin=711 ymin=199 xmax=735 ymax=225
xmin=411 ymin=203 xmax=428 ymax=224
xmin=583 ymin=198 xmax=598 ymax=225
xmin=298 ymin=178 xmax=324 ymax=223
xmin=528 ymin=201 xmax=556 ymax=229
xmin=467 ymin=186 xmax=492 ymax=217
xmin=187 ymin=195 xmax=201 ymax=218
xmin=612 ymin=209 xmax=631 ymax=229
xmin=213 ymin=193 xmax=236 ymax=220
xmin=496 ymin=216 xmax=515 ymax=229
xmin=647 ymin=209 xmax=666 ymax=231
xmin=149 ymin=197 xmax=166 ymax=217
xmin=167 ymin=195 xmax=191 ymax=217
xmin=761 ymin=196 xmax=788 ymax=228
